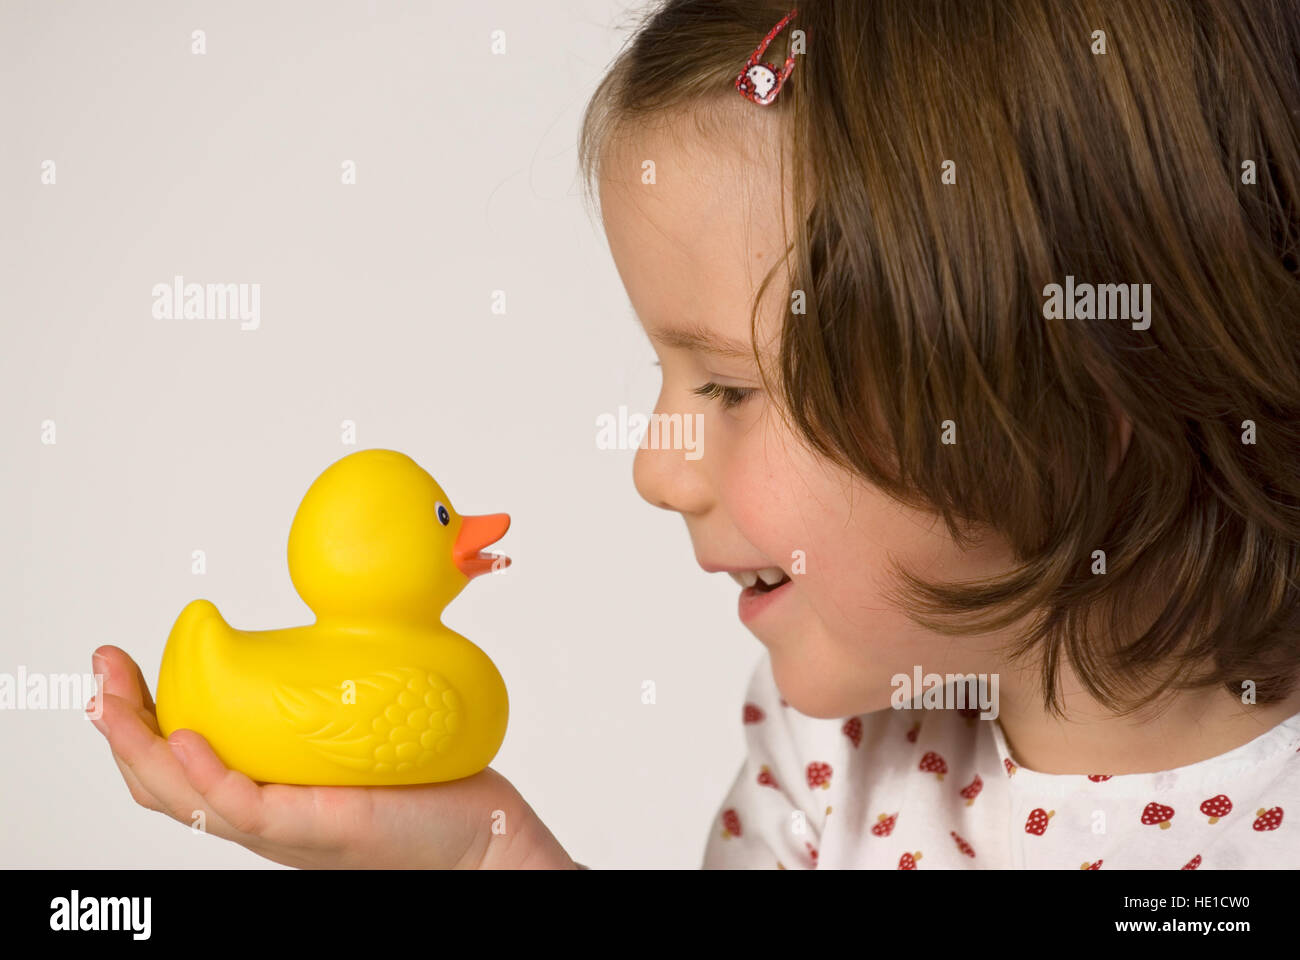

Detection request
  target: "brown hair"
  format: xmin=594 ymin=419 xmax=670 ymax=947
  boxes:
xmin=580 ymin=0 xmax=1300 ymax=715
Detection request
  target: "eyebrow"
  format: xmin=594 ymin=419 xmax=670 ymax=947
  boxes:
xmin=644 ymin=321 xmax=756 ymax=361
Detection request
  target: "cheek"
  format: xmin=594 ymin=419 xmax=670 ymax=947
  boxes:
xmin=795 ymin=499 xmax=902 ymax=631
xmin=763 ymin=457 xmax=952 ymax=634
xmin=717 ymin=426 xmax=802 ymax=555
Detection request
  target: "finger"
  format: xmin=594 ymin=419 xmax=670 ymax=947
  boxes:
xmin=87 ymin=693 xmax=167 ymax=813
xmin=98 ymin=692 xmax=209 ymax=824
xmin=92 ymin=645 xmax=157 ymax=719
xmin=167 ymin=729 xmax=269 ymax=837
xmin=169 ymin=730 xmax=335 ymax=851
xmin=113 ymin=753 xmax=168 ymax=813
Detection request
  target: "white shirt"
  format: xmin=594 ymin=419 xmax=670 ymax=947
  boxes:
xmin=702 ymin=653 xmax=1300 ymax=869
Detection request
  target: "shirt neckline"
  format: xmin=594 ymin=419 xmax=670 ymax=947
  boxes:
xmin=987 ymin=708 xmax=1300 ymax=793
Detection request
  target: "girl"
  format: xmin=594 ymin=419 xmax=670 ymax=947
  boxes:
xmin=90 ymin=0 xmax=1300 ymax=868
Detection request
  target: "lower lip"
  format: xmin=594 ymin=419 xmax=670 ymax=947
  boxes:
xmin=738 ymin=579 xmax=793 ymax=623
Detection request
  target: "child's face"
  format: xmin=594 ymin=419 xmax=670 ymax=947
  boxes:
xmin=598 ymin=105 xmax=1021 ymax=719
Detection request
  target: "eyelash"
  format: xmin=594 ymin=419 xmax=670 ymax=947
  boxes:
xmin=692 ymin=381 xmax=756 ymax=410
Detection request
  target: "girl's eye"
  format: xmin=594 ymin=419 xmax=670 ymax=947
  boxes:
xmin=692 ymin=381 xmax=756 ymax=410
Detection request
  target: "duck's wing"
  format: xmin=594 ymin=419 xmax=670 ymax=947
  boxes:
xmin=272 ymin=667 xmax=463 ymax=775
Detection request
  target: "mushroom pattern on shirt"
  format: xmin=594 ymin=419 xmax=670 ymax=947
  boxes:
xmin=702 ymin=652 xmax=1299 ymax=869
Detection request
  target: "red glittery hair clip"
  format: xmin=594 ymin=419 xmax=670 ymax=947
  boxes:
xmin=735 ymin=9 xmax=799 ymax=106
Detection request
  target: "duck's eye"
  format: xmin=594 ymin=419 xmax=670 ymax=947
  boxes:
xmin=435 ymin=502 xmax=450 ymax=526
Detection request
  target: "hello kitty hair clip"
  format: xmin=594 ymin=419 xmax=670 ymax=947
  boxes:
xmin=735 ymin=9 xmax=799 ymax=106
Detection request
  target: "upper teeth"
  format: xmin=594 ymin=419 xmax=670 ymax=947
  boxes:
xmin=729 ymin=567 xmax=787 ymax=588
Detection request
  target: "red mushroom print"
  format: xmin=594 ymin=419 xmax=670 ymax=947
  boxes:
xmin=1253 ymin=806 xmax=1284 ymax=831
xmin=1181 ymin=854 xmax=1202 ymax=871
xmin=842 ymin=716 xmax=863 ymax=749
xmin=1141 ymin=802 xmax=1176 ymax=830
xmin=950 ymin=831 xmax=975 ymax=857
xmin=1080 ymin=859 xmax=1103 ymax=870
xmin=959 ymin=774 xmax=984 ymax=806
xmin=1199 ymin=794 xmax=1232 ymax=824
xmin=1087 ymin=775 xmax=1112 ymax=782
xmin=806 ymin=762 xmax=833 ymax=791
xmin=1025 ymin=808 xmax=1056 ymax=835
xmin=898 ymin=851 xmax=923 ymax=870
xmin=906 ymin=720 xmax=922 ymax=743
xmin=919 ymin=751 xmax=948 ymax=781
xmin=1004 ymin=758 xmax=1017 ymax=777
xmin=721 ymin=808 xmax=742 ymax=839
xmin=871 ymin=812 xmax=898 ymax=837
xmin=743 ymin=703 xmax=765 ymax=724
xmin=757 ymin=765 xmax=778 ymax=789
xmin=806 ymin=842 xmax=819 ymax=866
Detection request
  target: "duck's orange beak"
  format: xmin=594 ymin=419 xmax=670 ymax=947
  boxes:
xmin=453 ymin=513 xmax=511 ymax=579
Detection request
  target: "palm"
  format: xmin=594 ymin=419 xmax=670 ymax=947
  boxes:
xmin=88 ymin=645 xmax=542 ymax=869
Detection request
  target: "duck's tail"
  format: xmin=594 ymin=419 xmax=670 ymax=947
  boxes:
xmin=156 ymin=599 xmax=229 ymax=736
xmin=170 ymin=598 xmax=225 ymax=638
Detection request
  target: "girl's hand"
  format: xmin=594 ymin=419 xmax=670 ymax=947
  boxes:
xmin=87 ymin=644 xmax=576 ymax=869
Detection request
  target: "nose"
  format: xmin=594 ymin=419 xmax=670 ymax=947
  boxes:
xmin=633 ymin=425 xmax=712 ymax=516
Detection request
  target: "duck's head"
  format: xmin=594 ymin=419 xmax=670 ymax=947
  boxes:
xmin=287 ymin=449 xmax=510 ymax=623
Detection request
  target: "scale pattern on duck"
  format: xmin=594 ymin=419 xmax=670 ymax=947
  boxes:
xmin=274 ymin=668 xmax=463 ymax=775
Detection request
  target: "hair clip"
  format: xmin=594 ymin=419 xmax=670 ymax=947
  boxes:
xmin=735 ymin=9 xmax=799 ymax=106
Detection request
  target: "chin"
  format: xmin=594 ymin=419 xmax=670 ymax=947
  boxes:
xmin=770 ymin=652 xmax=873 ymax=719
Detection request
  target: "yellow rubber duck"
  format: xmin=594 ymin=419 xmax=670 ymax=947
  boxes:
xmin=156 ymin=449 xmax=510 ymax=786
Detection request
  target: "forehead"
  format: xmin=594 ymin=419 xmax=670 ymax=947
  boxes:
xmin=596 ymin=101 xmax=791 ymax=339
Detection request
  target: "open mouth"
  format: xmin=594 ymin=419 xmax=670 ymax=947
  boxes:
xmin=729 ymin=568 xmax=791 ymax=593
xmin=453 ymin=513 xmax=511 ymax=579
xmin=733 ymin=566 xmax=794 ymax=625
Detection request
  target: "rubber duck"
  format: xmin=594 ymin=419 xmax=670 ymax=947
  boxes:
xmin=155 ymin=449 xmax=511 ymax=786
